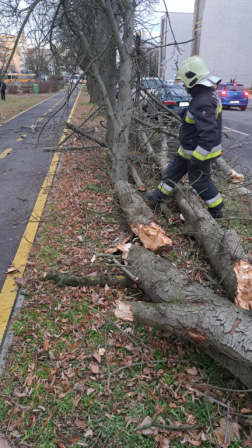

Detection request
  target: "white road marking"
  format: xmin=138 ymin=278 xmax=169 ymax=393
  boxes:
xmin=223 ymin=126 xmax=249 ymax=137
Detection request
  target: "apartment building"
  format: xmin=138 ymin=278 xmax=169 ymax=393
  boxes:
xmin=0 ymin=33 xmax=27 ymax=73
xmin=191 ymin=0 xmax=252 ymax=87
xmin=159 ymin=12 xmax=194 ymax=82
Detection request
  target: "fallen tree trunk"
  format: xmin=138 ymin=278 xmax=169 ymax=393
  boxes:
xmin=116 ymin=244 xmax=252 ymax=388
xmin=115 ymin=180 xmax=172 ymax=251
xmin=172 ymin=186 xmax=252 ymax=305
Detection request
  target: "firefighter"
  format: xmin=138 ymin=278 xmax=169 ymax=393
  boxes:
xmin=146 ymin=56 xmax=224 ymax=219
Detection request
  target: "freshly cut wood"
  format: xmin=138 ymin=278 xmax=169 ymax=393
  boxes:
xmin=214 ymin=157 xmax=251 ymax=195
xmin=115 ymin=180 xmax=172 ymax=251
xmin=115 ymin=244 xmax=252 ymax=388
xmin=46 ymin=273 xmax=134 ymax=288
xmin=234 ymin=260 xmax=252 ymax=310
xmin=173 ymin=186 xmax=252 ymax=305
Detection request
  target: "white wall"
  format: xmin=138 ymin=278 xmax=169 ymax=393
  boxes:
xmin=199 ymin=0 xmax=252 ymax=87
xmin=161 ymin=12 xmax=194 ymax=81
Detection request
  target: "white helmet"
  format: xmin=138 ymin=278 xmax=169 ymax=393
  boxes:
xmin=177 ymin=56 xmax=210 ymax=88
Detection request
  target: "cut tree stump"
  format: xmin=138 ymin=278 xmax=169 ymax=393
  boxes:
xmin=115 ymin=244 xmax=252 ymax=388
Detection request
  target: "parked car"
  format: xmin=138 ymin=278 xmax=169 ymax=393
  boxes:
xmin=161 ymin=84 xmax=190 ymax=111
xmin=147 ymin=84 xmax=190 ymax=118
xmin=217 ymin=82 xmax=249 ymax=111
xmin=165 ymin=74 xmax=183 ymax=86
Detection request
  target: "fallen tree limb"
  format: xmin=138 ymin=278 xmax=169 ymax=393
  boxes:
xmin=214 ymin=157 xmax=251 ymax=196
xmin=138 ymin=130 xmax=167 ymax=175
xmin=46 ymin=273 xmax=134 ymax=288
xmin=115 ymin=244 xmax=252 ymax=388
xmin=43 ymin=145 xmax=100 ymax=151
xmin=173 ymin=186 xmax=252 ymax=306
xmin=159 ymin=203 xmax=173 ymax=220
xmin=133 ymin=116 xmax=179 ymax=139
xmin=66 ymin=122 xmax=106 ymax=147
xmin=159 ymin=135 xmax=169 ymax=175
xmin=59 ymin=104 xmax=103 ymax=147
xmin=128 ymin=163 xmax=145 ymax=191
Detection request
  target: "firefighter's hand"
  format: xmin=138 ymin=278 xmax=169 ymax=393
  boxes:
xmin=190 ymin=157 xmax=202 ymax=168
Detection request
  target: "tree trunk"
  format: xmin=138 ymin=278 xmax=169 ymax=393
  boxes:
xmin=173 ymin=186 xmax=248 ymax=300
xmin=115 ymin=180 xmax=172 ymax=250
xmin=115 ymin=244 xmax=252 ymax=388
xmin=108 ymin=0 xmax=135 ymax=182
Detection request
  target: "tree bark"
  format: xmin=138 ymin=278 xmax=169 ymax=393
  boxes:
xmin=172 ymin=186 xmax=248 ymax=300
xmin=115 ymin=180 xmax=172 ymax=250
xmin=115 ymin=180 xmax=154 ymax=228
xmin=115 ymin=244 xmax=252 ymax=388
xmin=128 ymin=163 xmax=145 ymax=191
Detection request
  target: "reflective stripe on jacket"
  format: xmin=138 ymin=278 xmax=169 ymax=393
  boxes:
xmin=178 ymin=85 xmax=222 ymax=162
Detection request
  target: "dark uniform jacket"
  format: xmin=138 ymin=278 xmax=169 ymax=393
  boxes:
xmin=0 ymin=82 xmax=6 ymax=92
xmin=178 ymin=84 xmax=222 ymax=163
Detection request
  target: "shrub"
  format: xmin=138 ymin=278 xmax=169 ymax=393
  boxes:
xmin=38 ymin=81 xmax=50 ymax=94
xmin=21 ymin=82 xmax=33 ymax=94
xmin=7 ymin=83 xmax=18 ymax=94
xmin=48 ymin=80 xmax=61 ymax=92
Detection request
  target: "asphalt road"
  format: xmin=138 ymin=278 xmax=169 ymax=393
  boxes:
xmin=0 ymin=87 xmax=78 ymax=290
xmin=222 ymin=101 xmax=252 ymax=177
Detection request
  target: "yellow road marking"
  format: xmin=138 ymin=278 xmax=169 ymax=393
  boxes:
xmin=0 ymin=148 xmax=12 ymax=159
xmin=43 ymin=113 xmax=47 ymax=116
xmin=52 ymin=106 xmax=55 ymax=108
xmin=49 ymin=109 xmax=52 ymax=111
xmin=37 ymin=117 xmax=43 ymax=122
xmin=0 ymin=88 xmax=82 ymax=345
xmin=31 ymin=124 xmax=35 ymax=128
xmin=0 ymin=92 xmax=62 ymax=127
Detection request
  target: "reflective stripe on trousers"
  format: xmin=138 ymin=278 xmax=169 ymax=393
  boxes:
xmin=158 ymin=154 xmax=224 ymax=211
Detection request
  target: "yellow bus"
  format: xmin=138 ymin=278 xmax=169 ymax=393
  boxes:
xmin=5 ymin=73 xmax=36 ymax=84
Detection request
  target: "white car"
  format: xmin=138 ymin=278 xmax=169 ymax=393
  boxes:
xmin=72 ymin=74 xmax=81 ymax=83
xmin=165 ymin=75 xmax=183 ymax=86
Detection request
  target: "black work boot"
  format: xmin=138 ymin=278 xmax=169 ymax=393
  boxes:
xmin=209 ymin=208 xmax=223 ymax=219
xmin=146 ymin=189 xmax=165 ymax=208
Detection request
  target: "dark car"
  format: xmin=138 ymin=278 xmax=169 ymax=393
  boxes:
xmin=217 ymin=82 xmax=249 ymax=111
xmin=161 ymin=84 xmax=190 ymax=111
xmin=147 ymin=84 xmax=190 ymax=118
